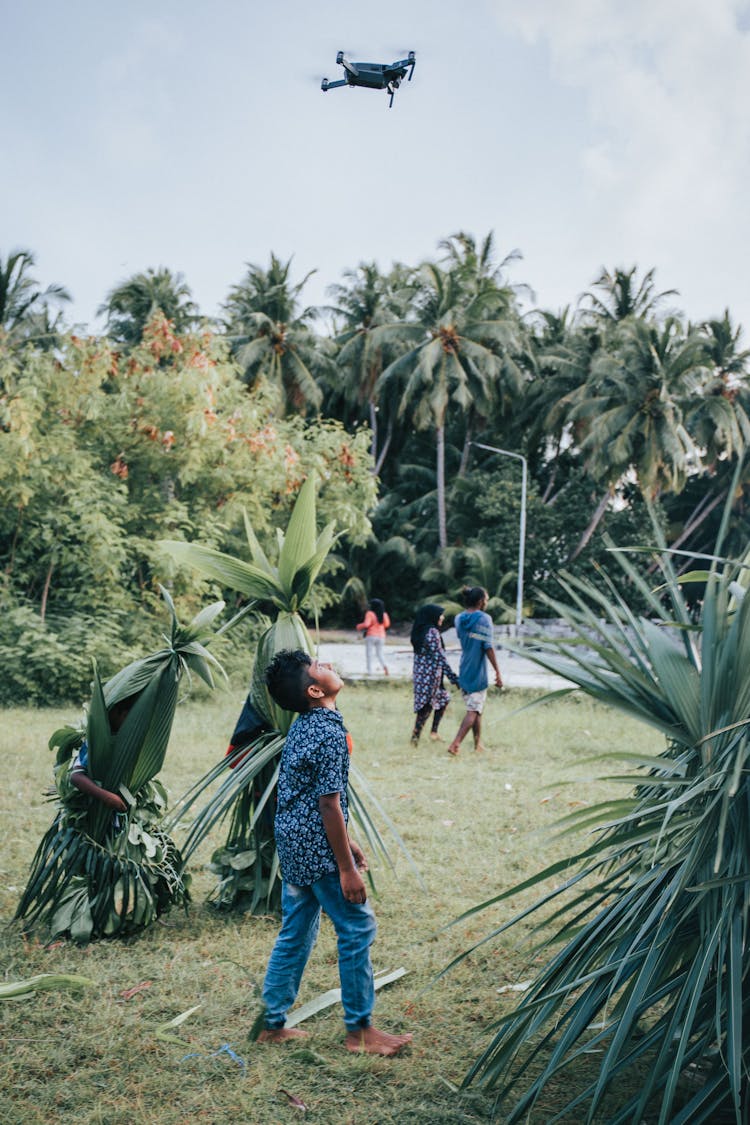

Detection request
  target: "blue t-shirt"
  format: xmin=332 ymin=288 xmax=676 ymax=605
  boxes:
xmin=274 ymin=707 xmax=350 ymax=886
xmin=455 ymin=609 xmax=494 ymax=692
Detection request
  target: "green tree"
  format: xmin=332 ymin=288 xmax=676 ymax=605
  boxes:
xmin=582 ymin=264 xmax=678 ymax=324
xmin=223 ymin=254 xmax=328 ymax=415
xmin=0 ymin=248 xmax=70 ymax=348
xmin=326 ymin=262 xmax=410 ymax=474
xmin=374 ymin=236 xmax=523 ymax=550
xmin=99 ymin=267 xmax=199 ymax=345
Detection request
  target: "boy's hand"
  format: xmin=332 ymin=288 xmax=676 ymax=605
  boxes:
xmin=349 ymin=841 xmax=369 ymax=872
xmin=340 ymin=867 xmax=367 ymax=904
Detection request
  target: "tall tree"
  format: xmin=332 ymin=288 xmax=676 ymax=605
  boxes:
xmin=223 ymin=254 xmax=327 ymax=415
xmin=374 ymin=237 xmax=523 ymax=549
xmin=326 ymin=262 xmax=410 ymax=474
xmin=99 ymin=267 xmax=198 ymax=345
xmin=0 ymin=249 xmax=70 ymax=347
xmin=582 ymin=264 xmax=678 ymax=324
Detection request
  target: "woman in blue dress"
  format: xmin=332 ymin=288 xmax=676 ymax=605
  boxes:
xmin=410 ymin=604 xmax=459 ymax=745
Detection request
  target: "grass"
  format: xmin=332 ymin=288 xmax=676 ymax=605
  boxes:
xmin=0 ymin=682 xmax=661 ymax=1124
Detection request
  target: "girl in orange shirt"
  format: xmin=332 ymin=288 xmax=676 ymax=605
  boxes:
xmin=356 ymin=598 xmax=390 ymax=676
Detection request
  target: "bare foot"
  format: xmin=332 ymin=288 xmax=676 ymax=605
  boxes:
xmin=257 ymin=1027 xmax=309 ymax=1044
xmin=345 ymin=1026 xmax=413 ymax=1056
xmin=447 ymin=743 xmax=460 ymax=756
xmin=429 ymin=732 xmax=444 ymax=742
xmin=474 ymin=742 xmax=486 ymax=753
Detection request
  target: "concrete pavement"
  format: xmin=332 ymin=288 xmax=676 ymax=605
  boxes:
xmin=315 ymin=629 xmax=573 ymax=691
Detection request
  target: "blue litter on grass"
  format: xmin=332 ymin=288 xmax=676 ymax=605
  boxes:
xmin=180 ymin=1043 xmax=247 ymax=1071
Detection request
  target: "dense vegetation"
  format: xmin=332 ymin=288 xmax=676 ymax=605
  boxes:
xmin=2 ymin=236 xmax=749 ymax=700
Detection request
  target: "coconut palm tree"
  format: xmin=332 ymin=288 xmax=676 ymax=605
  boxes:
xmin=374 ymin=241 xmax=523 ymax=549
xmin=99 ymin=267 xmax=199 ymax=345
xmin=582 ymin=264 xmax=678 ymax=324
xmin=222 ymin=254 xmax=327 ymax=415
xmin=0 ymin=248 xmax=70 ymax=346
xmin=449 ymin=483 xmax=750 ymax=1122
xmin=326 ymin=262 xmax=410 ymax=474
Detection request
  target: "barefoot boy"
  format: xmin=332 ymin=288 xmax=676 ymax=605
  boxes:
xmin=258 ymin=649 xmax=412 ymax=1056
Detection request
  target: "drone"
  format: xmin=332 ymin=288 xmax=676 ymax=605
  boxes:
xmin=321 ymin=50 xmax=416 ymax=108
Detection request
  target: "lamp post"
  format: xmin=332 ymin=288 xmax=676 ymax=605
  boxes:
xmin=471 ymin=442 xmax=527 ymax=633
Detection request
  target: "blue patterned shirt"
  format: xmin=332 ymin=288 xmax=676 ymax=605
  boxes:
xmin=274 ymin=706 xmax=350 ymax=886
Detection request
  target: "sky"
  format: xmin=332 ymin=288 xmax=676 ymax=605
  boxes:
xmin=4 ymin=0 xmax=750 ymax=334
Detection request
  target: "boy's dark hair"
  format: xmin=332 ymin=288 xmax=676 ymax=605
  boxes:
xmin=265 ymin=649 xmax=315 ymax=713
xmin=462 ymin=586 xmax=488 ymax=609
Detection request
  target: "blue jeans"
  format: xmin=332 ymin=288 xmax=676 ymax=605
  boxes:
xmin=262 ymin=871 xmax=377 ymax=1032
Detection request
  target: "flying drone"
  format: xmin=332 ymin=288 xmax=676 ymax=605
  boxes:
xmin=321 ymin=50 xmax=416 ymax=108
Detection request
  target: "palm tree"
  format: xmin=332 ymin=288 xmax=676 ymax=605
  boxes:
xmin=450 ymin=489 xmax=750 ymax=1122
xmin=374 ymin=241 xmax=523 ymax=549
xmin=326 ymin=262 xmax=408 ymax=474
xmin=99 ymin=267 xmax=199 ymax=345
xmin=582 ymin=264 xmax=678 ymax=324
xmin=0 ymin=249 xmax=70 ymax=346
xmin=687 ymin=311 xmax=750 ymax=468
xmin=222 ymin=254 xmax=327 ymax=415
xmin=559 ymin=316 xmax=704 ymax=559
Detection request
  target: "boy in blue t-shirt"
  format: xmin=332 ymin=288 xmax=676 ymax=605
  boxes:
xmin=447 ymin=586 xmax=503 ymax=756
xmin=257 ymin=649 xmax=412 ymax=1057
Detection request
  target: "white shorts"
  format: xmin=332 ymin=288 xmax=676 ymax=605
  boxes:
xmin=462 ymin=689 xmax=487 ymax=714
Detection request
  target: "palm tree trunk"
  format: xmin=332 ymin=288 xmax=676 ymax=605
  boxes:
xmin=40 ymin=558 xmax=54 ymax=623
xmin=567 ymin=490 xmax=609 ymax=562
xmin=436 ymin=424 xmax=447 ymax=550
xmin=458 ymin=418 xmax=474 ymax=478
xmin=374 ymin=416 xmax=393 ymax=477
xmin=368 ymin=400 xmax=379 ymax=473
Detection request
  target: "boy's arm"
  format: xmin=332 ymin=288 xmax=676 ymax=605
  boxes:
xmin=486 ymin=645 xmax=503 ymax=688
xmin=319 ymin=792 xmax=367 ymax=903
xmin=70 ymin=770 xmax=127 ymax=812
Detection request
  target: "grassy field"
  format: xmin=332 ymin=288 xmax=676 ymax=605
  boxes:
xmin=0 ymin=683 xmax=661 ymax=1124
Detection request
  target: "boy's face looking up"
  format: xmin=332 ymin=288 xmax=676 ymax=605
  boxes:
xmin=306 ymin=660 xmax=343 ymax=707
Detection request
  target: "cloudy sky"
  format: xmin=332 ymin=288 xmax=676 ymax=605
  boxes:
xmin=3 ymin=0 xmax=750 ymax=332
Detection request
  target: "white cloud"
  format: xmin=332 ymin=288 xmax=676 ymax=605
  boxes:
xmin=490 ymin=0 xmax=750 ymax=323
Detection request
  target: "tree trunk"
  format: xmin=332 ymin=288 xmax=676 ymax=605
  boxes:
xmin=374 ymin=416 xmax=393 ymax=477
xmin=368 ymin=399 xmax=378 ymax=473
xmin=567 ymin=490 xmax=610 ymax=562
xmin=436 ymin=423 xmax=447 ymax=550
xmin=458 ymin=418 xmax=474 ymax=478
xmin=40 ymin=558 xmax=54 ymax=623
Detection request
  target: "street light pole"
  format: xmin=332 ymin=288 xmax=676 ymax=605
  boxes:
xmin=471 ymin=442 xmax=527 ymax=633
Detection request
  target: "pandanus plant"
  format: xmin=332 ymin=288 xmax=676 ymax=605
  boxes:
xmin=447 ymin=481 xmax=750 ymax=1123
xmin=15 ymin=588 xmax=231 ymax=944
xmin=162 ymin=474 xmax=405 ymax=914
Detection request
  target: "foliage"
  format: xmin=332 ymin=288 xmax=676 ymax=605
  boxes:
xmin=0 ymin=247 xmax=70 ymax=348
xmin=13 ymin=590 xmax=232 ymax=943
xmin=450 ymin=499 xmax=750 ymax=1122
xmin=0 ymin=315 xmax=375 ymax=702
xmin=99 ymin=266 xmax=199 ymax=345
xmin=162 ymin=477 xmax=405 ymax=913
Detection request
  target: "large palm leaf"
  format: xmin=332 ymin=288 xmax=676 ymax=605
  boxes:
xmin=161 ymin=474 xmax=417 ymax=912
xmin=447 ymin=486 xmax=750 ymax=1122
xmin=14 ymin=590 xmax=233 ymax=942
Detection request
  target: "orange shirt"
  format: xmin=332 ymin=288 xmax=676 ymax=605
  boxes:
xmin=356 ymin=610 xmax=390 ymax=638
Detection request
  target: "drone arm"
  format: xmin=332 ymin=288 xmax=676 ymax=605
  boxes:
xmin=321 ymin=78 xmax=349 ymax=92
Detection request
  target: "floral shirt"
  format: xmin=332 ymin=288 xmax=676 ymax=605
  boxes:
xmin=274 ymin=707 xmax=350 ymax=886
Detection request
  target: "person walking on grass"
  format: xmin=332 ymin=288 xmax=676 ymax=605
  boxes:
xmin=356 ymin=598 xmax=390 ymax=676
xmin=256 ymin=649 xmax=413 ymax=1056
xmin=410 ymin=604 xmax=459 ymax=745
xmin=447 ymin=586 xmax=503 ymax=757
